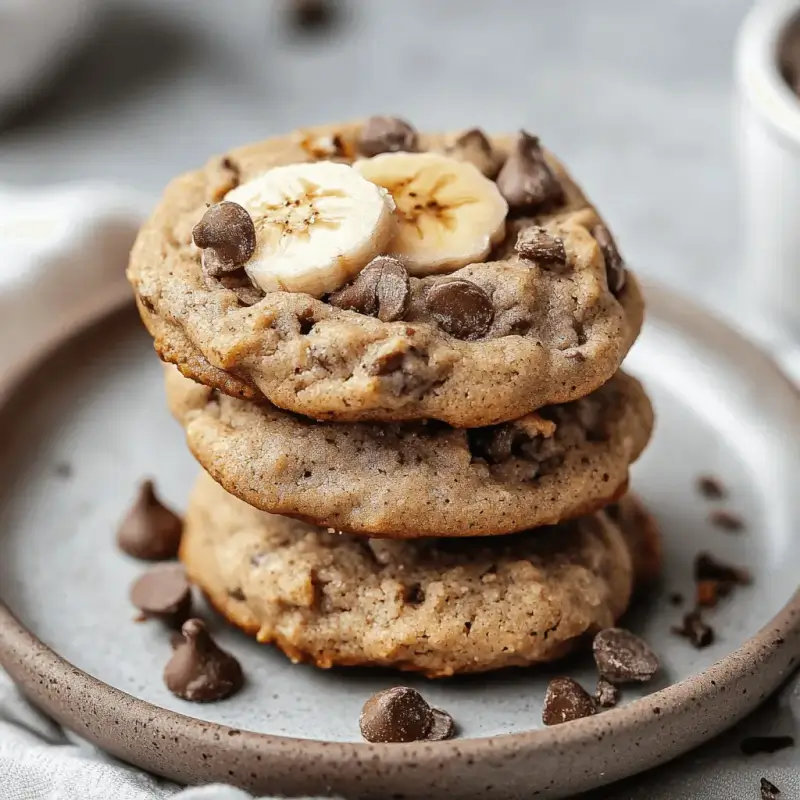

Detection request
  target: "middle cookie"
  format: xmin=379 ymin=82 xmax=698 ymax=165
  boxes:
xmin=166 ymin=366 xmax=654 ymax=539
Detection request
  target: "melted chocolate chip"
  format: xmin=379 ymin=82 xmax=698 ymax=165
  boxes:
xmin=193 ymin=201 xmax=256 ymax=275
xmin=591 ymin=223 xmax=626 ymax=294
xmin=595 ymin=678 xmax=619 ymax=708
xmin=542 ymin=677 xmax=596 ymax=726
xmin=129 ymin=564 xmax=192 ymax=628
xmin=495 ymin=131 xmax=564 ymax=212
xmin=709 ymin=509 xmax=744 ymax=532
xmin=164 ymin=619 xmax=243 ymax=702
xmin=515 ymin=226 xmax=567 ymax=265
xmin=328 ymin=256 xmax=410 ymax=321
xmin=359 ymin=687 xmax=454 ymax=743
xmin=447 ymin=128 xmax=500 ymax=177
xmin=672 ymin=609 xmax=714 ymax=648
xmin=425 ymin=279 xmax=494 ymax=340
xmin=358 ymin=116 xmax=418 ymax=157
xmin=761 ymin=777 xmax=781 ymax=800
xmin=593 ymin=628 xmax=660 ymax=684
xmin=116 ymin=481 xmax=183 ymax=561
xmin=742 ymin=736 xmax=795 ymax=756
xmin=697 ymin=475 xmax=726 ymax=500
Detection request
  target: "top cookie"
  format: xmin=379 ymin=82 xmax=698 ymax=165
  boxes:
xmin=129 ymin=119 xmax=644 ymax=427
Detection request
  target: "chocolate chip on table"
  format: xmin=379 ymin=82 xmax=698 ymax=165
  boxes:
xmin=742 ymin=736 xmax=795 ymax=756
xmin=591 ymin=223 xmax=626 ymax=294
xmin=672 ymin=609 xmax=714 ymax=648
xmin=192 ymin=201 xmax=256 ymax=276
xmin=117 ymin=481 xmax=183 ymax=561
xmin=514 ymin=226 xmax=567 ymax=265
xmin=358 ymin=116 xmax=418 ymax=157
xmin=164 ymin=618 xmax=243 ymax=702
xmin=447 ymin=128 xmax=500 ymax=177
xmin=359 ymin=686 xmax=455 ymax=743
xmin=542 ymin=677 xmax=596 ymax=726
xmin=697 ymin=475 xmax=726 ymax=500
xmin=129 ymin=564 xmax=192 ymax=629
xmin=495 ymin=130 xmax=564 ymax=212
xmin=709 ymin=509 xmax=744 ymax=532
xmin=595 ymin=678 xmax=619 ymax=708
xmin=761 ymin=777 xmax=781 ymax=800
xmin=593 ymin=628 xmax=660 ymax=684
xmin=328 ymin=256 xmax=410 ymax=321
xmin=425 ymin=279 xmax=494 ymax=340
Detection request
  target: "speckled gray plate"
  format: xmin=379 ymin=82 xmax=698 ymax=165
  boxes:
xmin=0 ymin=282 xmax=798 ymax=800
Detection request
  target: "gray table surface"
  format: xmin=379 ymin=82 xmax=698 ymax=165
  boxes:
xmin=0 ymin=1 xmax=797 ymax=797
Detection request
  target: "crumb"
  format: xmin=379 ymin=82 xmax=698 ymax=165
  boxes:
xmin=54 ymin=462 xmax=73 ymax=478
xmin=697 ymin=475 xmax=726 ymax=500
xmin=672 ymin=609 xmax=714 ymax=648
xmin=668 ymin=592 xmax=684 ymax=606
xmin=709 ymin=509 xmax=744 ymax=532
xmin=761 ymin=777 xmax=781 ymax=799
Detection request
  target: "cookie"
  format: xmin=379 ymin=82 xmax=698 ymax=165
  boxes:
xmin=165 ymin=365 xmax=654 ymax=539
xmin=129 ymin=120 xmax=645 ymax=428
xmin=180 ymin=473 xmax=661 ymax=677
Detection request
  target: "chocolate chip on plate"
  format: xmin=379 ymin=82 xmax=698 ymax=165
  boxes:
xmin=542 ymin=677 xmax=596 ymax=726
xmin=591 ymin=223 xmax=626 ymax=294
xmin=593 ymin=628 xmax=660 ymax=684
xmin=495 ymin=130 xmax=564 ymax=212
xmin=697 ymin=475 xmax=726 ymax=500
xmin=708 ymin=509 xmax=745 ymax=532
xmin=359 ymin=687 xmax=455 ymax=743
xmin=192 ymin=201 xmax=256 ymax=276
xmin=117 ymin=481 xmax=183 ymax=561
xmin=425 ymin=279 xmax=494 ymax=340
xmin=447 ymin=128 xmax=500 ymax=178
xmin=129 ymin=564 xmax=192 ymax=628
xmin=741 ymin=736 xmax=795 ymax=756
xmin=595 ymin=678 xmax=619 ymax=708
xmin=761 ymin=777 xmax=781 ymax=800
xmin=515 ymin=226 xmax=567 ymax=265
xmin=164 ymin=618 xmax=243 ymax=702
xmin=672 ymin=609 xmax=714 ymax=649
xmin=358 ymin=116 xmax=418 ymax=158
xmin=328 ymin=256 xmax=410 ymax=322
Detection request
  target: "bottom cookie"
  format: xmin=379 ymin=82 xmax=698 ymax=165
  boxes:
xmin=181 ymin=473 xmax=662 ymax=678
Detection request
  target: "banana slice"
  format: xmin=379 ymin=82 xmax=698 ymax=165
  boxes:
xmin=224 ymin=161 xmax=396 ymax=297
xmin=354 ymin=152 xmax=508 ymax=276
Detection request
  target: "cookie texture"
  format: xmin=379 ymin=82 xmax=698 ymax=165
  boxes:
xmin=165 ymin=366 xmax=654 ymax=539
xmin=129 ymin=121 xmax=644 ymax=427
xmin=181 ymin=473 xmax=660 ymax=677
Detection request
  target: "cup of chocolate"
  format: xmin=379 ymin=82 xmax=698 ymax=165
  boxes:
xmin=736 ymin=0 xmax=800 ymax=337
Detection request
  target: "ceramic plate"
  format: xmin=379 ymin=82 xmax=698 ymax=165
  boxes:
xmin=0 ymin=283 xmax=798 ymax=799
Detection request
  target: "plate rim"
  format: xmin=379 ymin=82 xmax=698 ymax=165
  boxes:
xmin=1 ymin=279 xmax=799 ymax=797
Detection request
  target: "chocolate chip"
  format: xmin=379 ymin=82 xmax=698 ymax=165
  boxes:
xmin=697 ymin=475 xmax=726 ymax=500
xmin=742 ymin=736 xmax=795 ymax=756
xmin=542 ymin=677 xmax=596 ymax=726
xmin=425 ymin=279 xmax=494 ymax=340
xmin=495 ymin=131 xmax=564 ymax=212
xmin=709 ymin=509 xmax=744 ymax=532
xmin=358 ymin=116 xmax=418 ymax=157
xmin=694 ymin=552 xmax=751 ymax=587
xmin=164 ymin=618 xmax=243 ymax=702
xmin=193 ymin=201 xmax=256 ymax=275
xmin=206 ymin=269 xmax=265 ymax=307
xmin=761 ymin=777 xmax=781 ymax=800
xmin=595 ymin=678 xmax=619 ymax=708
xmin=591 ymin=223 xmax=626 ymax=294
xmin=328 ymin=256 xmax=410 ymax=322
xmin=447 ymin=128 xmax=500 ymax=177
xmin=359 ymin=687 xmax=454 ymax=743
xmin=593 ymin=628 xmax=659 ymax=684
xmin=672 ymin=609 xmax=714 ymax=648
xmin=515 ymin=226 xmax=567 ymax=265
xmin=116 ymin=481 xmax=183 ymax=561
xmin=129 ymin=564 xmax=192 ymax=628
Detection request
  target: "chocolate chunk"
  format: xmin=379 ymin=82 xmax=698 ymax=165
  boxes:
xmin=358 ymin=116 xmax=418 ymax=157
xmin=447 ymin=128 xmax=499 ymax=177
xmin=328 ymin=256 xmax=410 ymax=321
xmin=694 ymin=552 xmax=751 ymax=587
xmin=591 ymin=223 xmax=626 ymax=294
xmin=709 ymin=509 xmax=744 ymax=532
xmin=164 ymin=618 xmax=243 ymax=702
xmin=425 ymin=279 xmax=494 ymax=340
xmin=193 ymin=201 xmax=256 ymax=275
xmin=593 ymin=628 xmax=659 ymax=684
xmin=542 ymin=677 xmax=596 ymax=726
xmin=742 ymin=736 xmax=795 ymax=756
xmin=697 ymin=475 xmax=726 ymax=500
xmin=672 ymin=609 xmax=714 ymax=648
xmin=595 ymin=678 xmax=619 ymax=708
xmin=129 ymin=564 xmax=192 ymax=628
xmin=515 ymin=226 xmax=567 ymax=265
xmin=360 ymin=686 xmax=454 ymax=743
xmin=495 ymin=131 xmax=564 ymax=212
xmin=116 ymin=481 xmax=183 ymax=561
xmin=761 ymin=777 xmax=781 ymax=800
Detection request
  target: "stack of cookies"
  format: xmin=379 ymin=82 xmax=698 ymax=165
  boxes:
xmin=128 ymin=117 xmax=657 ymax=679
